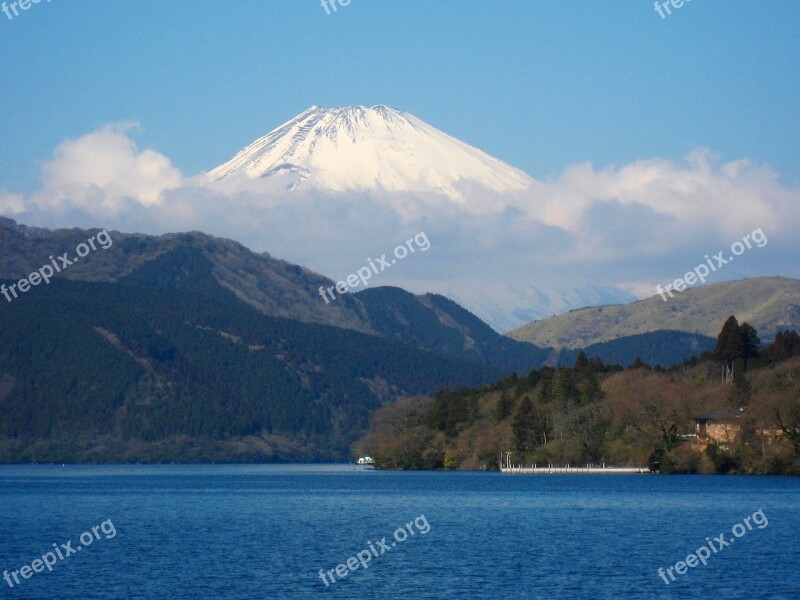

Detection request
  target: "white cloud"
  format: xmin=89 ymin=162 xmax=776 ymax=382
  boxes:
xmin=4 ymin=125 xmax=799 ymax=331
xmin=30 ymin=123 xmax=184 ymax=215
xmin=0 ymin=191 xmax=25 ymax=214
xmin=517 ymin=148 xmax=792 ymax=255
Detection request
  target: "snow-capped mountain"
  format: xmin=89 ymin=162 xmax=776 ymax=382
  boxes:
xmin=208 ymin=105 xmax=534 ymax=200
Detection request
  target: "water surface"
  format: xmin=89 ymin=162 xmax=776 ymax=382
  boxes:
xmin=1 ymin=465 xmax=797 ymax=599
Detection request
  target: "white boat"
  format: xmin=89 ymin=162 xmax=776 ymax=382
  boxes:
xmin=356 ymin=456 xmax=375 ymax=465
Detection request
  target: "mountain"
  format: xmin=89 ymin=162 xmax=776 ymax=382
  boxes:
xmin=0 ymin=216 xmax=371 ymax=333
xmin=0 ymin=273 xmax=503 ymax=462
xmin=0 ymin=218 xmax=549 ymax=375
xmin=1 ymin=219 xmax=554 ymax=462
xmin=205 ymin=105 xmax=639 ymax=331
xmin=207 ymin=105 xmax=533 ymax=200
xmin=442 ymin=283 xmax=639 ymax=335
xmin=558 ymin=330 xmax=718 ymax=369
xmin=507 ymin=277 xmax=800 ymax=349
xmin=356 ymin=287 xmax=553 ymax=373
xmin=1 ymin=218 xmax=752 ymax=462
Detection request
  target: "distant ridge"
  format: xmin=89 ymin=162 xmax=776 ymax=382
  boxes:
xmin=0 ymin=218 xmax=548 ymax=374
xmin=508 ymin=277 xmax=800 ymax=348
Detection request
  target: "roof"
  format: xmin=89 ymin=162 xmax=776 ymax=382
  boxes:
xmin=695 ymin=410 xmax=739 ymax=422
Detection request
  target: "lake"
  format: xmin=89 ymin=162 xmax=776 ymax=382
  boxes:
xmin=1 ymin=465 xmax=798 ymax=599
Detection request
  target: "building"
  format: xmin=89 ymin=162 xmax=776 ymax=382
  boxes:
xmin=694 ymin=410 xmax=740 ymax=445
xmin=694 ymin=410 xmax=782 ymax=448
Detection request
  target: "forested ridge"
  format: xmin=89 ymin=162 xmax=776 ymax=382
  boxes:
xmin=0 ymin=276 xmax=502 ymax=462
xmin=357 ymin=319 xmax=800 ymax=475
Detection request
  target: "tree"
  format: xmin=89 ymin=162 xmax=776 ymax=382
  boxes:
xmin=554 ymin=369 xmax=579 ymax=404
xmin=765 ymin=330 xmax=800 ymax=363
xmin=773 ymin=391 xmax=800 ymax=456
xmin=716 ymin=316 xmax=744 ymax=383
xmin=580 ymin=372 xmax=604 ymax=405
xmin=728 ymin=371 xmax=752 ymax=409
xmin=640 ymin=403 xmax=681 ymax=471
xmin=740 ymin=322 xmax=760 ymax=371
xmin=628 ymin=357 xmax=647 ymax=370
xmin=512 ymin=396 xmax=537 ymax=452
xmin=574 ymin=351 xmax=589 ymax=369
xmin=496 ymin=392 xmax=515 ymax=421
xmin=536 ymin=368 xmax=554 ymax=404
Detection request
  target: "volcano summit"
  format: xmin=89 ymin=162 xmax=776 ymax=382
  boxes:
xmin=208 ymin=105 xmax=534 ymax=200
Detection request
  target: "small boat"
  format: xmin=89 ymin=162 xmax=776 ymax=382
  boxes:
xmin=356 ymin=456 xmax=375 ymax=466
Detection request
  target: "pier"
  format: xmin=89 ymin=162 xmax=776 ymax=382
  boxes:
xmin=499 ymin=453 xmax=650 ymax=474
xmin=501 ymin=465 xmax=651 ymax=474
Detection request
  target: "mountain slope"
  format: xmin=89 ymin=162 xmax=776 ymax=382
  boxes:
xmin=0 ymin=218 xmax=550 ymax=374
xmin=558 ymin=330 xmax=718 ymax=368
xmin=207 ymin=105 xmax=534 ymax=200
xmin=356 ymin=287 xmax=553 ymax=373
xmin=508 ymin=277 xmax=800 ymax=349
xmin=0 ymin=216 xmax=371 ymax=333
xmin=0 ymin=273 xmax=503 ymax=462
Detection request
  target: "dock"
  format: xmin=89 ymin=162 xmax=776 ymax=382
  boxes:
xmin=499 ymin=453 xmax=649 ymax=473
xmin=501 ymin=465 xmax=651 ymax=474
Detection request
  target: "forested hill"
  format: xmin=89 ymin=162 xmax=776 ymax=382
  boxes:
xmin=0 ymin=218 xmax=550 ymax=374
xmin=0 ymin=273 xmax=502 ymax=462
xmin=1 ymin=219 xmax=774 ymax=463
xmin=357 ymin=322 xmax=800 ymax=474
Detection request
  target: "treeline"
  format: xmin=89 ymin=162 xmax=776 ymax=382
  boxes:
xmin=357 ymin=318 xmax=800 ymax=474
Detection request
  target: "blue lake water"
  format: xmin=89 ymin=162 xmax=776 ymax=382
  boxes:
xmin=1 ymin=465 xmax=798 ymax=599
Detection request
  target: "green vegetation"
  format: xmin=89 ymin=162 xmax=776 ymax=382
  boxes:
xmin=357 ymin=321 xmax=800 ymax=474
xmin=357 ymin=288 xmax=551 ymax=373
xmin=559 ymin=330 xmax=716 ymax=369
xmin=4 ymin=218 xmax=799 ymax=466
xmin=0 ymin=218 xmax=554 ymax=373
xmin=0 ymin=268 xmax=502 ymax=462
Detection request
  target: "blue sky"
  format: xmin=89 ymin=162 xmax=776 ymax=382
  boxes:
xmin=2 ymin=0 xmax=799 ymax=192
xmin=1 ymin=1 xmax=799 ymax=329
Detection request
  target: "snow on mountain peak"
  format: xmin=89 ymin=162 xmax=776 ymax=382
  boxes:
xmin=207 ymin=105 xmax=534 ymax=200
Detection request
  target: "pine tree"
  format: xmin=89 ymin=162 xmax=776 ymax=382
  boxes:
xmin=554 ymin=369 xmax=579 ymax=404
xmin=729 ymin=371 xmax=752 ymax=409
xmin=764 ymin=330 xmax=799 ymax=363
xmin=629 ymin=357 xmax=646 ymax=370
xmin=574 ymin=351 xmax=589 ymax=369
xmin=512 ymin=396 xmax=536 ymax=452
xmin=740 ymin=322 xmax=760 ymax=371
xmin=716 ymin=316 xmax=744 ymax=383
xmin=497 ymin=392 xmax=515 ymax=421
xmin=580 ymin=372 xmax=604 ymax=405
xmin=536 ymin=368 xmax=554 ymax=404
